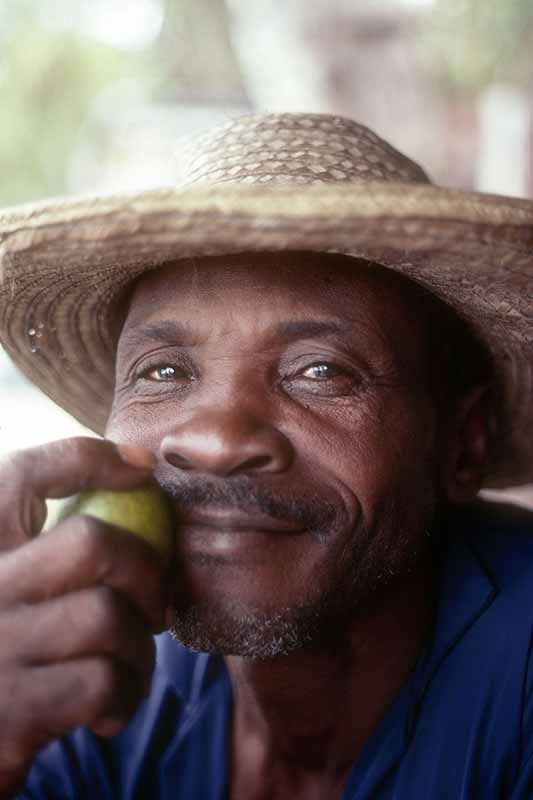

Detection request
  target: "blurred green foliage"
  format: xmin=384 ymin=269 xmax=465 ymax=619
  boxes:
xmin=430 ymin=0 xmax=533 ymax=92
xmin=0 ymin=17 xmax=141 ymax=205
xmin=0 ymin=0 xmax=242 ymax=207
xmin=1 ymin=0 xmax=531 ymax=207
xmin=2 ymin=39 xmax=139 ymax=206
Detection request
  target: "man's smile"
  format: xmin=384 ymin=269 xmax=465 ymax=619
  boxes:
xmin=178 ymin=508 xmax=307 ymax=533
xmin=175 ymin=509 xmax=310 ymax=564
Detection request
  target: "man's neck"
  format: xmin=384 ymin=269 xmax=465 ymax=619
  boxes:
xmin=224 ymin=553 xmax=438 ymax=798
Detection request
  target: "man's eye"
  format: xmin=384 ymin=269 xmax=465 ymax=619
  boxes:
xmin=142 ymin=365 xmax=183 ymax=381
xmin=301 ymin=363 xmax=342 ymax=380
xmin=287 ymin=361 xmax=363 ymax=397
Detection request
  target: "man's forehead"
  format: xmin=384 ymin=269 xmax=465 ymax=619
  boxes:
xmin=124 ymin=252 xmax=420 ymax=320
xmin=129 ymin=251 xmax=355 ymax=299
xmin=119 ymin=251 xmax=431 ymax=358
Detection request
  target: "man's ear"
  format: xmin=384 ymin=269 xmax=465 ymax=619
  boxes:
xmin=442 ymin=384 xmax=496 ymax=505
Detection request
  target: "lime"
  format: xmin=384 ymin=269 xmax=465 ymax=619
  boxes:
xmin=48 ymin=485 xmax=175 ymax=558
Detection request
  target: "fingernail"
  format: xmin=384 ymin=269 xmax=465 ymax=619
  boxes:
xmin=116 ymin=445 xmax=156 ymax=469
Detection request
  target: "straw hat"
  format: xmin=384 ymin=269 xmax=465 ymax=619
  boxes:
xmin=1 ymin=112 xmax=532 ymax=488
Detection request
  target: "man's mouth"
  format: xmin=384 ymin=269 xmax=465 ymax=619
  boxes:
xmin=177 ymin=508 xmax=305 ymax=534
xmin=158 ymin=476 xmax=341 ymax=544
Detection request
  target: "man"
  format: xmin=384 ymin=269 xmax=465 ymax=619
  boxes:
xmin=0 ymin=113 xmax=532 ymax=798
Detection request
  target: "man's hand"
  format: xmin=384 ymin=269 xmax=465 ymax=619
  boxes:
xmin=0 ymin=438 xmax=169 ymax=796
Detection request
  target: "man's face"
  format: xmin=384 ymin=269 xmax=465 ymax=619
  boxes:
xmin=106 ymin=252 xmax=440 ymax=657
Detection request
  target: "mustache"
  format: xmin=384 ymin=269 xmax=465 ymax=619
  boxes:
xmin=157 ymin=475 xmax=344 ymax=542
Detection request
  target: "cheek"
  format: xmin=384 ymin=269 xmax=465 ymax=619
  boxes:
xmin=293 ymin=393 xmax=437 ymax=518
xmin=107 ymin=385 xmax=437 ymax=515
xmin=105 ymin=400 xmax=166 ymax=449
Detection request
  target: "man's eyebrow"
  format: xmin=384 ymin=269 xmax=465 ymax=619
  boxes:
xmin=274 ymin=320 xmax=352 ymax=340
xmin=120 ymin=318 xmax=352 ymax=350
xmin=120 ymin=320 xmax=196 ymax=349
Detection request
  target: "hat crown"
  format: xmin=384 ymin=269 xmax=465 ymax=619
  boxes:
xmin=179 ymin=112 xmax=431 ymax=188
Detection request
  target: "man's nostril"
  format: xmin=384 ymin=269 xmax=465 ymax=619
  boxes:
xmin=165 ymin=453 xmax=194 ymax=470
xmin=160 ymin=420 xmax=293 ymax=477
xmin=236 ymin=455 xmax=272 ymax=473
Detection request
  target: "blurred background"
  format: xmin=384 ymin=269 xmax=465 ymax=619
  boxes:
xmin=1 ymin=0 xmax=532 ymax=506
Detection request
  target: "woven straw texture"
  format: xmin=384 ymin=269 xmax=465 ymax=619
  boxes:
xmin=1 ymin=113 xmax=533 ymax=487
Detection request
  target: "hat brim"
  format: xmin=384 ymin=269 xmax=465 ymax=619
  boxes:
xmin=1 ymin=181 xmax=533 ymax=487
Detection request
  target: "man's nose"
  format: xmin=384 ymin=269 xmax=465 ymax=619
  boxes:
xmin=159 ymin=408 xmax=293 ymax=477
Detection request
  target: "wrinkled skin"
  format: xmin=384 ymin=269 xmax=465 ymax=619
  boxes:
xmin=0 ymin=252 xmax=489 ymax=799
xmin=108 ymin=252 xmax=440 ymax=660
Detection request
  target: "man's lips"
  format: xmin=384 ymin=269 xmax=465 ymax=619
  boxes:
xmin=177 ymin=508 xmax=305 ymax=533
xmin=173 ymin=508 xmax=311 ymax=565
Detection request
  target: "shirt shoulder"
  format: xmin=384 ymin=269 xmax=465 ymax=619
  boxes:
xmin=386 ymin=502 xmax=533 ymax=799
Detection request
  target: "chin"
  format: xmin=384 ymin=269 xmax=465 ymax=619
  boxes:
xmin=165 ymin=573 xmax=373 ymax=659
xmin=166 ymin=597 xmax=331 ymax=660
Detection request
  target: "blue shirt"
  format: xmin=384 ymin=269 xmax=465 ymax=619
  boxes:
xmin=18 ymin=502 xmax=533 ymax=799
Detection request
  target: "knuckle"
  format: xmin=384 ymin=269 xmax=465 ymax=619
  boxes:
xmin=90 ymin=586 xmax=122 ymax=636
xmin=62 ymin=436 xmax=100 ymax=455
xmin=45 ymin=437 xmax=102 ymax=491
xmin=58 ymin=438 xmax=105 ymax=483
xmin=70 ymin=516 xmax=112 ymax=571
xmin=88 ymin=658 xmax=121 ymax=715
xmin=50 ymin=436 xmax=101 ymax=462
xmin=63 ymin=437 xmax=131 ymax=489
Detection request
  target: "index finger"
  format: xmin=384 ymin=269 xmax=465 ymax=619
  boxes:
xmin=0 ymin=437 xmax=155 ymax=550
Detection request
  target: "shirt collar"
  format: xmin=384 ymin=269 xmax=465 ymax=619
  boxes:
xmin=343 ymin=511 xmax=499 ymax=795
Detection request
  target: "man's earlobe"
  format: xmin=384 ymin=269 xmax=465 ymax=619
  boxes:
xmin=444 ymin=385 xmax=495 ymax=505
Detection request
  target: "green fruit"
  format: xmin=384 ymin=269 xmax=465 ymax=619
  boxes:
xmin=48 ymin=485 xmax=175 ymax=558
